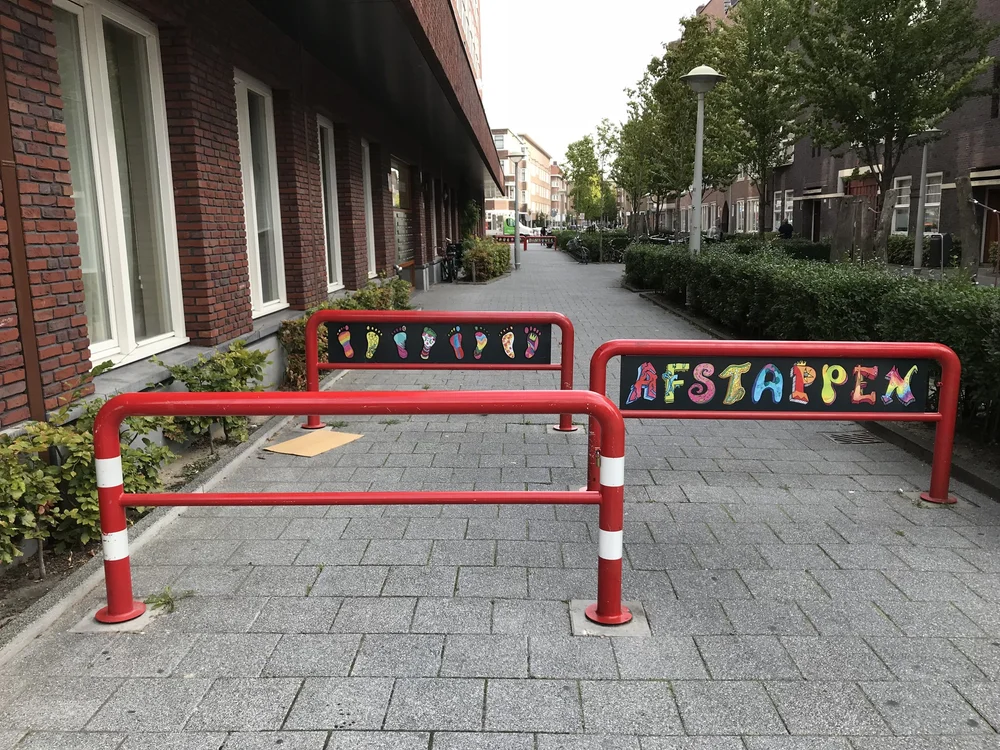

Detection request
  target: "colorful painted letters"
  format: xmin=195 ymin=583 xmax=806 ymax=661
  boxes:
xmin=626 ymin=362 xmax=658 ymax=405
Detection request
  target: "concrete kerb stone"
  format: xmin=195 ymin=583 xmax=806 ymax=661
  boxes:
xmin=0 ymin=371 xmax=350 ymax=661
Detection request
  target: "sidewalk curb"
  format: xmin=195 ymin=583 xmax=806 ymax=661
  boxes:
xmin=637 ymin=290 xmax=1000 ymax=503
xmin=0 ymin=370 xmax=349 ymax=665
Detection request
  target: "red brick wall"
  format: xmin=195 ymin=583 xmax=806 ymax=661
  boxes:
xmin=1 ymin=0 xmax=91 ymax=415
xmin=334 ymin=125 xmax=370 ymax=290
xmin=160 ymin=26 xmax=253 ymax=345
xmin=369 ymin=142 xmax=395 ymax=275
xmin=0 ymin=178 xmax=28 ymax=426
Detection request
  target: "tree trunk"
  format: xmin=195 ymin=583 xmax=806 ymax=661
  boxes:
xmin=675 ymin=195 xmax=681 ymax=232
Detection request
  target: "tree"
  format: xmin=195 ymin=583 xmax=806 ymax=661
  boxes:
xmin=564 ymin=136 xmax=602 ymax=222
xmin=719 ymin=0 xmax=799 ymax=236
xmin=796 ymin=0 xmax=997 ymax=245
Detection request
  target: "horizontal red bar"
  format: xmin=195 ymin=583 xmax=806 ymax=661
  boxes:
xmin=309 ymin=311 xmax=570 ymax=325
xmin=317 ymin=362 xmax=562 ymax=371
xmin=123 ymin=490 xmax=602 ymax=507
xmin=622 ymin=410 xmax=942 ymax=422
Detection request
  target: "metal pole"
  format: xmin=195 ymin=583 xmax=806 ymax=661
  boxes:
xmin=514 ymin=157 xmax=522 ymax=270
xmin=690 ymin=91 xmax=706 ymax=257
xmin=913 ymin=142 xmax=929 ymax=271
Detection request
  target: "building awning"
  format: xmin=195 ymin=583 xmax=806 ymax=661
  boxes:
xmin=246 ymin=0 xmax=503 ymax=192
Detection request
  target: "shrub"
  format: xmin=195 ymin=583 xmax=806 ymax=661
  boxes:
xmin=152 ymin=340 xmax=270 ymax=446
xmin=624 ymin=245 xmax=1000 ymax=441
xmin=278 ymin=277 xmax=412 ymax=390
xmin=462 ymin=236 xmax=510 ymax=281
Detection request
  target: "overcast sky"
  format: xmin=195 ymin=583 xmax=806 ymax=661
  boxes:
xmin=480 ymin=0 xmax=695 ymax=163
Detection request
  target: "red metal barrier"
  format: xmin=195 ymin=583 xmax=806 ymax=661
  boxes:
xmin=304 ymin=310 xmax=578 ymax=432
xmin=588 ymin=340 xmax=960 ymax=504
xmin=93 ymin=389 xmax=629 ymax=626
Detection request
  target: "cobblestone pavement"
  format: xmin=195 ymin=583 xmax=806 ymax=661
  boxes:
xmin=4 ymin=249 xmax=1000 ymax=749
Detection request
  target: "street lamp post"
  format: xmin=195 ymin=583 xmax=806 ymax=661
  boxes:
xmin=912 ymin=128 xmax=942 ymax=272
xmin=681 ymin=65 xmax=726 ymax=259
xmin=512 ymin=141 xmax=527 ymax=271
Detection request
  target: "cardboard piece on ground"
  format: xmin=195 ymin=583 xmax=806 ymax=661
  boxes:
xmin=265 ymin=429 xmax=363 ymax=457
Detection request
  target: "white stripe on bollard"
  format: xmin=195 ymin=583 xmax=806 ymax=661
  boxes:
xmin=598 ymin=529 xmax=623 ymax=560
xmin=95 ymin=457 xmax=124 ymax=489
xmin=599 ymin=455 xmax=625 ymax=487
xmin=101 ymin=529 xmax=129 ymax=561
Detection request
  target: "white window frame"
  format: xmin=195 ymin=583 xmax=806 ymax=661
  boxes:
xmin=923 ymin=172 xmax=943 ymax=233
xmin=893 ymin=176 xmax=912 ymax=234
xmin=56 ymin=0 xmax=186 ymax=366
xmin=317 ymin=116 xmax=343 ymax=292
xmin=360 ymin=138 xmax=377 ymax=278
xmin=773 ymin=191 xmax=782 ymax=230
xmin=748 ymin=198 xmax=760 ymax=233
xmin=235 ymin=70 xmax=287 ymax=317
xmin=737 ymin=200 xmax=746 ymax=233
xmin=784 ymin=189 xmax=794 ymax=224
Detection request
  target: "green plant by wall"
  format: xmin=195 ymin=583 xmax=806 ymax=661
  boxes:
xmin=152 ymin=340 xmax=269 ymax=447
xmin=461 ymin=199 xmax=482 ymax=238
xmin=279 ymin=277 xmax=412 ymax=390
xmin=462 ymin=236 xmax=510 ymax=281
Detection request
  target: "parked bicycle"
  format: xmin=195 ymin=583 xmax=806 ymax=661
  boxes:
xmin=567 ymin=233 xmax=589 ymax=264
xmin=440 ymin=238 xmax=465 ymax=282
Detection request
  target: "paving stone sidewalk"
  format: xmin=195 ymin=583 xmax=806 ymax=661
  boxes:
xmin=3 ymin=249 xmax=1000 ymax=749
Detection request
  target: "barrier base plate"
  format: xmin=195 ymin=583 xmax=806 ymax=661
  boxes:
xmin=77 ymin=602 xmax=156 ymax=632
xmin=901 ymin=490 xmax=959 ymax=507
xmin=547 ymin=424 xmax=581 ymax=434
xmin=570 ymin=600 xmax=650 ymax=637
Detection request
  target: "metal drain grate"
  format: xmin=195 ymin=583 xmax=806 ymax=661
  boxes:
xmin=823 ymin=431 xmax=883 ymax=445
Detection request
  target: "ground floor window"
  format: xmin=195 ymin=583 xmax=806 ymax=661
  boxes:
xmin=361 ymin=139 xmax=377 ymax=277
xmin=317 ymin=117 xmax=342 ymax=291
xmin=736 ymin=200 xmax=746 ymax=233
xmin=54 ymin=0 xmax=184 ymax=365
xmin=893 ymin=176 xmax=911 ymax=234
xmin=923 ymin=174 xmax=943 ymax=233
xmin=784 ymin=190 xmax=794 ymax=225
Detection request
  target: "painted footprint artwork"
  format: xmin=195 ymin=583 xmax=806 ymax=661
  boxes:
xmin=420 ymin=327 xmax=437 ymax=360
xmin=449 ymin=327 xmax=464 ymax=359
xmin=337 ymin=326 xmax=354 ymax=359
xmin=524 ymin=326 xmax=541 ymax=359
xmin=473 ymin=327 xmax=488 ymax=360
xmin=393 ymin=326 xmax=408 ymax=359
xmin=500 ymin=327 xmax=516 ymax=359
xmin=365 ymin=326 xmax=381 ymax=359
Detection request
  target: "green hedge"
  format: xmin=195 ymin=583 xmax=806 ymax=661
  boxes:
xmin=624 ymin=243 xmax=1000 ymax=439
xmin=554 ymin=229 xmax=629 ymax=262
xmin=887 ymin=234 xmax=963 ymax=267
xmin=463 ymin=237 xmax=511 ymax=281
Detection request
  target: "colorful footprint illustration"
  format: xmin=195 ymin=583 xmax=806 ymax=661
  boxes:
xmin=449 ymin=326 xmax=464 ymax=359
xmin=473 ymin=327 xmax=488 ymax=360
xmin=393 ymin=326 xmax=408 ymax=359
xmin=524 ymin=326 xmax=541 ymax=359
xmin=365 ymin=325 xmax=381 ymax=359
xmin=420 ymin=327 xmax=437 ymax=360
xmin=337 ymin=326 xmax=354 ymax=359
xmin=500 ymin=327 xmax=515 ymax=359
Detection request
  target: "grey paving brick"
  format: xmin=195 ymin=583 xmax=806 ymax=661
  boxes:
xmin=236 ymin=566 xmax=318 ymax=597
xmin=819 ymin=544 xmax=905 ymax=570
xmin=958 ymin=573 xmax=1000 ymax=603
xmin=0 ymin=676 xmax=121 ymax=731
xmin=341 ymin=518 xmax=409 ymax=540
xmin=379 ymin=565 xmax=457 ymax=597
xmin=859 ymin=681 xmax=992 ymax=734
xmin=766 ymin=681 xmax=890 ymax=736
xmin=331 ymin=597 xmax=416 ymax=633
xmin=739 ymin=571 xmax=831 ymax=601
xmin=326 ymin=731 xmax=429 ymax=749
xmin=781 ymin=636 xmax=891 ymax=680
xmin=672 ymin=680 xmax=785 ymax=735
xmin=294 ymin=539 xmax=368 ymax=565
xmin=882 ymin=570 xmax=981 ymax=602
xmin=457 ymin=567 xmax=527 ymax=598
xmin=132 ymin=539 xmax=241 ymax=567
xmin=645 ymin=599 xmax=735 ymax=636
xmin=86 ymin=678 xmax=213 ymax=732
xmin=613 ymin=636 xmax=708 ymax=679
xmin=952 ymin=637 xmax=1000 ymax=678
xmin=529 ymin=635 xmax=617 ymax=678
xmin=0 ymin=733 xmax=24 ymax=750
xmin=440 ymin=634 xmax=529 ymax=678
xmin=431 ymin=540 xmax=496 ymax=565
xmin=171 ymin=566 xmax=253 ymax=596
xmin=350 ymin=634 xmax=444 ymax=677
xmin=757 ymin=544 xmax=838 ymax=570
xmin=411 ymin=597 xmax=492 ymax=634
xmin=485 ymin=679 xmax=582 ymax=733
xmin=118 ymin=732 xmax=228 ymax=749
xmin=581 ymin=680 xmax=682 ymax=735
xmin=641 ymin=739 xmax=745 ymax=750
xmin=262 ymin=634 xmax=360 ymax=677
xmin=466 ymin=519 xmax=529 ymax=540
xmin=361 ymin=540 xmax=432 ymax=565
xmin=668 ymin=570 xmax=752 ymax=600
xmin=283 ymin=677 xmax=393 ymax=730
xmin=868 ymin=636 xmax=987 ymax=680
xmin=9 ymin=733 xmax=124 ymax=750
xmin=86 ymin=633 xmax=198 ymax=678
xmin=186 ymin=678 xmax=301 ymax=731
xmin=492 ymin=599 xmax=572 ymax=635
xmin=226 ymin=539 xmax=306 ymax=566
xmin=384 ymin=678 xmax=484 ymax=731
xmin=403 ymin=518 xmax=468 ymax=540
xmin=221 ymin=732 xmax=329 ymax=749
xmin=877 ymin=600 xmax=986 ymax=637
xmin=172 ymin=634 xmax=280 ymax=678
xmin=647 ymin=522 xmax=717 ymax=546
xmin=249 ymin=597 xmax=340 ymax=633
xmin=280 ymin=518 xmax=350 ymax=539
xmin=956 ymin=600 xmax=1000 ymax=637
xmin=696 ymin=635 xmax=801 ymax=680
xmin=743 ymin=740 xmax=851 ymax=750
xmin=311 ymin=565 xmax=389 ymax=596
xmin=689 ymin=544 xmax=770 ymax=570
xmin=497 ymin=540 xmax=562 ymax=567
xmin=432 ymin=733 xmax=533 ymax=750
xmin=0 ymin=633 xmax=113 ymax=677
xmin=720 ymin=601 xmax=816 ymax=636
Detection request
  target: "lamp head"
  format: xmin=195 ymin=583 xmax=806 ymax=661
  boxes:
xmin=681 ymin=65 xmax=726 ymax=94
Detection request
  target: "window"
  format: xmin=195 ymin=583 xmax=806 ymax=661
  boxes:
xmin=784 ymin=190 xmax=794 ymax=225
xmin=923 ymin=173 xmax=943 ymax=233
xmin=748 ymin=198 xmax=760 ymax=233
xmin=737 ymin=200 xmax=746 ymax=233
xmin=235 ymin=71 xmax=285 ymax=316
xmin=317 ymin=118 xmax=342 ymax=291
xmin=507 ymin=185 xmax=516 ymax=199
xmin=54 ymin=0 xmax=184 ymax=365
xmin=390 ymin=158 xmax=411 ymax=210
xmin=893 ymin=176 xmax=911 ymax=234
xmin=773 ymin=191 xmax=782 ymax=230
xmin=360 ymin=139 xmax=376 ymax=277
xmin=811 ymin=142 xmax=822 ymax=158
xmin=493 ymin=134 xmax=504 ymax=150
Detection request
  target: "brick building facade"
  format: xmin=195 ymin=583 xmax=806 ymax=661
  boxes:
xmin=0 ymin=0 xmax=500 ymax=427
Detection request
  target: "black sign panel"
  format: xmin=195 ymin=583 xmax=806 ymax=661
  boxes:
xmin=326 ymin=321 xmax=553 ymax=366
xmin=619 ymin=356 xmax=930 ymax=413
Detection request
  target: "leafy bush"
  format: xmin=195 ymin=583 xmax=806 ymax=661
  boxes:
xmin=278 ymin=277 xmax=412 ymax=390
xmin=152 ymin=340 xmax=270 ymax=446
xmin=0 ymin=365 xmax=174 ymax=565
xmin=625 ymin=243 xmax=1000 ymax=440
xmin=462 ymin=236 xmax=510 ymax=281
xmin=779 ymin=237 xmax=831 ymax=262
xmin=554 ymin=229 xmax=629 ymax=262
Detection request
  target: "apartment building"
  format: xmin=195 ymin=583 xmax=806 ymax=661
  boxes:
xmin=450 ymin=0 xmax=482 ymax=92
xmin=519 ymin=133 xmax=553 ymax=225
xmin=550 ymin=163 xmax=568 ymax=227
xmin=0 ymin=0 xmax=500 ymax=427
